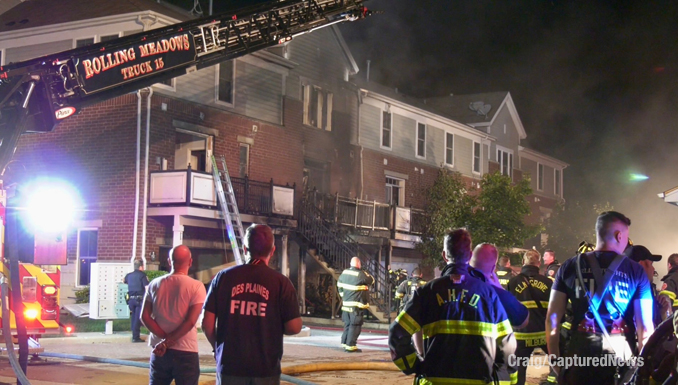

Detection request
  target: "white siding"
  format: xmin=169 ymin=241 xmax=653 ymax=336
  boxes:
xmin=5 ymin=40 xmax=72 ymax=63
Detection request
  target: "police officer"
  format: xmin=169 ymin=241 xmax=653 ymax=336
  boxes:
xmin=338 ymin=256 xmax=374 ymax=353
xmin=508 ymin=249 xmax=554 ymax=385
xmin=389 ymin=229 xmax=517 ymax=383
xmin=124 ymin=259 xmax=149 ymax=343
xmin=395 ymin=268 xmax=426 ymax=312
xmin=542 ymin=249 xmax=560 ymax=281
xmin=660 ymin=253 xmax=678 ymax=313
xmin=496 ymin=255 xmax=516 ymax=289
xmin=546 ymin=211 xmax=655 ymax=385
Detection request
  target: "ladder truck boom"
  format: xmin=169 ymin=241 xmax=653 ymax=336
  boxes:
xmin=0 ymin=0 xmax=373 ymax=174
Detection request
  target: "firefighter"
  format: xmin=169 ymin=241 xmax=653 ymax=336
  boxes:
xmin=625 ymin=245 xmax=671 ymax=325
xmin=508 ymin=249 xmax=554 ymax=385
xmin=388 ymin=228 xmax=516 ymax=384
xmin=660 ymin=253 xmax=678 ymax=313
xmin=542 ymin=249 xmax=560 ymax=281
xmin=389 ymin=268 xmax=408 ymax=311
xmin=337 ymin=256 xmax=374 ymax=353
xmin=546 ymin=211 xmax=655 ymax=384
xmin=395 ymin=268 xmax=426 ymax=312
xmin=496 ymin=255 xmax=516 ymax=289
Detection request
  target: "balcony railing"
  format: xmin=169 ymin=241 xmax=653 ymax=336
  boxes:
xmin=149 ymin=169 xmax=295 ymax=217
xmin=305 ymin=190 xmax=424 ymax=235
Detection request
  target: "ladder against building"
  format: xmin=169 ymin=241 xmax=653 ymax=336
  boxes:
xmin=211 ymin=155 xmax=246 ymax=265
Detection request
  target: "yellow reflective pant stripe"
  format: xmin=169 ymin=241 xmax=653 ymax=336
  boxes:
xmin=337 ymin=282 xmax=369 ymax=291
xmin=422 ymin=319 xmax=512 ymax=339
xmin=562 ymin=322 xmax=571 ymax=330
xmin=546 ymin=375 xmax=557 ymax=383
xmin=395 ymin=311 xmax=421 ymax=336
xmin=415 ymin=371 xmax=516 ymax=384
xmin=394 ymin=352 xmax=417 ymax=371
xmin=515 ymin=331 xmax=546 ymax=340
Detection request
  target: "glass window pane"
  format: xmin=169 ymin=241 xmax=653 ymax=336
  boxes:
xmin=76 ymin=38 xmax=94 ymax=48
xmin=218 ymin=61 xmax=234 ymax=104
xmin=100 ymin=34 xmax=119 ymax=42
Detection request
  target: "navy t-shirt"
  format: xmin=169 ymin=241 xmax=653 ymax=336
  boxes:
xmin=553 ymin=251 xmax=652 ymax=330
xmin=204 ymin=263 xmax=300 ymax=377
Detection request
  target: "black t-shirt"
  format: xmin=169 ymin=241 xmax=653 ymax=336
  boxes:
xmin=124 ymin=270 xmax=149 ymax=296
xmin=553 ymin=251 xmax=652 ymax=330
xmin=204 ymin=263 xmax=300 ymax=377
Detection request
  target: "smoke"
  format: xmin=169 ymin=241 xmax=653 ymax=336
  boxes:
xmin=340 ymin=0 xmax=678 ymax=278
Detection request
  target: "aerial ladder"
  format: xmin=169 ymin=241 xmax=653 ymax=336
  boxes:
xmin=0 ymin=0 xmax=374 ymax=381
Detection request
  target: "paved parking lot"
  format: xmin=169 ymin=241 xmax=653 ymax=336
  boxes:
xmin=0 ymin=320 xmax=549 ymax=384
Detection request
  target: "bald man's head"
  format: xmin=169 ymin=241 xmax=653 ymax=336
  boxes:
xmin=170 ymin=245 xmax=192 ymax=272
xmin=350 ymin=257 xmax=361 ymax=269
xmin=471 ymin=243 xmax=498 ymax=277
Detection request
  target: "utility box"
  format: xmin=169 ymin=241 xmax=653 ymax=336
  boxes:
xmin=89 ymin=263 xmax=131 ymax=320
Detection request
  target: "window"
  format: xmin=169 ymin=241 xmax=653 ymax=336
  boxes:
xmin=473 ymin=142 xmax=481 ymax=174
xmin=303 ymin=84 xmax=333 ymax=131
xmin=381 ymin=111 xmax=392 ymax=149
xmin=497 ymin=148 xmax=513 ymax=177
xmin=239 ymin=143 xmax=250 ymax=177
xmin=385 ymin=176 xmax=405 ymax=206
xmin=100 ymin=34 xmax=119 ymax=42
xmin=77 ymin=230 xmax=98 ymax=286
xmin=538 ymin=163 xmax=544 ymax=191
xmin=555 ymin=169 xmax=561 ymax=196
xmin=416 ymin=123 xmax=426 ymax=158
xmin=217 ymin=60 xmax=235 ymax=105
xmin=445 ymin=133 xmax=454 ymax=165
xmin=75 ymin=38 xmax=94 ymax=48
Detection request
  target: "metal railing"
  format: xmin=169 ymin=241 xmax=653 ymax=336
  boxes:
xmin=305 ymin=190 xmax=391 ymax=231
xmin=228 ymin=176 xmax=295 ymax=217
xmin=298 ymin=196 xmax=391 ymax=317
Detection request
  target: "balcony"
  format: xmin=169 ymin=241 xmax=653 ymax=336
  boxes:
xmin=148 ymin=169 xmax=296 ymax=223
xmin=305 ymin=190 xmax=425 ymax=242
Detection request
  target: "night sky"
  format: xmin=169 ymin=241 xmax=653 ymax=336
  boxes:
xmin=206 ymin=0 xmax=678 ymax=268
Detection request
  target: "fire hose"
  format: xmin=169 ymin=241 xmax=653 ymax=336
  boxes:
xmin=1 ymin=277 xmax=31 ymax=385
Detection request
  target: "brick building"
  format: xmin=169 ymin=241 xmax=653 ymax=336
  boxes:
xmin=0 ymin=0 xmax=568 ymax=321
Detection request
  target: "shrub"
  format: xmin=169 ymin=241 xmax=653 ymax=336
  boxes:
xmin=145 ymin=270 xmax=169 ymax=281
xmin=74 ymin=286 xmax=90 ymax=304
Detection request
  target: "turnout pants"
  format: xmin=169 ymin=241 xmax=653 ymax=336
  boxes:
xmin=561 ymin=332 xmax=632 ymax=385
xmin=515 ymin=340 xmax=557 ymax=385
xmin=341 ymin=309 xmax=363 ymax=350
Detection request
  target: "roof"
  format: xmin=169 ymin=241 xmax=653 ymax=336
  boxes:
xmin=425 ymin=92 xmax=510 ymax=125
xmin=352 ymin=78 xmax=496 ymax=140
xmin=518 ymin=146 xmax=569 ymax=168
xmin=0 ymin=0 xmax=192 ymax=33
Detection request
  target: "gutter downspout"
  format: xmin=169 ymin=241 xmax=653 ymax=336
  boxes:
xmin=356 ymin=89 xmax=364 ymax=199
xmin=132 ymin=91 xmax=142 ymax=265
xmin=141 ymin=88 xmax=153 ymax=269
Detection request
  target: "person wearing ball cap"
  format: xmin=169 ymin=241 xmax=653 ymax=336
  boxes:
xmin=624 ymin=245 xmax=670 ymax=325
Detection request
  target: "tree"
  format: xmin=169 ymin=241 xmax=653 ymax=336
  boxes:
xmin=418 ymin=170 xmax=540 ymax=267
xmin=417 ymin=169 xmax=474 ymax=266
xmin=543 ymin=201 xmax=614 ymax=260
xmin=468 ymin=173 xmax=542 ymax=249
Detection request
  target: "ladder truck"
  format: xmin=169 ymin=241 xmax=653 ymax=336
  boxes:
xmin=0 ymin=0 xmax=373 ymax=380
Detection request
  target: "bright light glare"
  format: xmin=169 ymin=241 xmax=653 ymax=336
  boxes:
xmin=629 ymin=173 xmax=649 ymax=181
xmin=24 ymin=308 xmax=38 ymax=320
xmin=24 ymin=180 xmax=80 ymax=233
xmin=65 ymin=325 xmax=73 ymax=333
